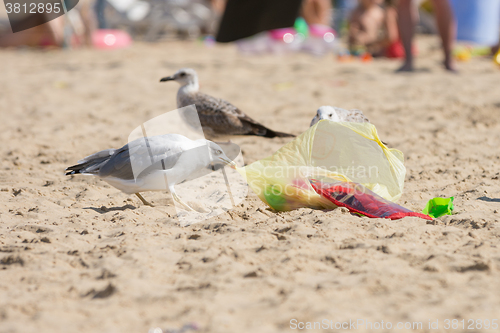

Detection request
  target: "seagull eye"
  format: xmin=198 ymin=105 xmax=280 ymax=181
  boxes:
xmin=329 ymin=114 xmax=333 ymax=117
xmin=179 ymin=73 xmax=186 ymax=77
xmin=216 ymin=150 xmax=222 ymax=155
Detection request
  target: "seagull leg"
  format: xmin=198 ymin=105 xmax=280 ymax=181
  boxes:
xmin=171 ymin=192 xmax=194 ymax=211
xmin=135 ymin=193 xmax=154 ymax=207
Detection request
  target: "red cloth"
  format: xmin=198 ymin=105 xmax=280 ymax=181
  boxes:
xmin=385 ymin=40 xmax=418 ymax=59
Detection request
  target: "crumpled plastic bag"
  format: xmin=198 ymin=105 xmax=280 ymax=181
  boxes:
xmin=237 ymin=120 xmax=406 ymax=211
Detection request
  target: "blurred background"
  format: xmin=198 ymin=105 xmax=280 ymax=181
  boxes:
xmin=0 ymin=0 xmax=499 ymax=64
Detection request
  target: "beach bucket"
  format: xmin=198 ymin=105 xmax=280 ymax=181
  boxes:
xmin=450 ymin=0 xmax=500 ymax=46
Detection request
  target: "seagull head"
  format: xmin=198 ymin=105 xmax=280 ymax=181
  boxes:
xmin=160 ymin=68 xmax=198 ymax=87
xmin=207 ymin=141 xmax=237 ymax=169
xmin=310 ymin=106 xmax=340 ymax=127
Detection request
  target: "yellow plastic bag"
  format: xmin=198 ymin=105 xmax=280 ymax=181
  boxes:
xmin=237 ymin=120 xmax=406 ymax=211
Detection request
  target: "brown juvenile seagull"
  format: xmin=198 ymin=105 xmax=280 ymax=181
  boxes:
xmin=310 ymin=106 xmax=370 ymax=127
xmin=160 ymin=68 xmax=294 ymax=138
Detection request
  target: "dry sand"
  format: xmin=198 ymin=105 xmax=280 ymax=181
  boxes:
xmin=1 ymin=37 xmax=500 ymax=333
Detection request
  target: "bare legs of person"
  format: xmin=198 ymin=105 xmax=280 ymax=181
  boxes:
xmin=397 ymin=0 xmax=456 ymax=72
xmin=396 ymin=0 xmax=417 ymax=72
xmin=432 ymin=0 xmax=456 ymax=71
xmin=302 ymin=0 xmax=332 ymax=26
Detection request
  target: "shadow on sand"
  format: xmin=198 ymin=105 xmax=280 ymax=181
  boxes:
xmin=477 ymin=196 xmax=500 ymax=203
xmin=84 ymin=204 xmax=137 ymax=214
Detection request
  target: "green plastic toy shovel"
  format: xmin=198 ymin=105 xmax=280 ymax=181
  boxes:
xmin=422 ymin=197 xmax=454 ymax=218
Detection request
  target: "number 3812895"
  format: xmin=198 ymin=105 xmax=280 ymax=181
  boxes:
xmin=5 ymin=2 xmax=61 ymax=14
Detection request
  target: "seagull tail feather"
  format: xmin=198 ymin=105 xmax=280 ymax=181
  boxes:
xmin=65 ymin=149 xmax=116 ymax=176
xmin=65 ymin=161 xmax=100 ymax=176
xmin=243 ymin=122 xmax=295 ymax=138
xmin=238 ymin=115 xmax=295 ymax=138
xmin=264 ymin=130 xmax=296 ymax=138
xmin=255 ymin=126 xmax=295 ymax=138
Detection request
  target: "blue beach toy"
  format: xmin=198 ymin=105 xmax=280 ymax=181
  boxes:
xmin=450 ymin=0 xmax=500 ymax=46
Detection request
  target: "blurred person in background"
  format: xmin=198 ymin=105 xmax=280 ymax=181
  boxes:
xmin=301 ymin=0 xmax=332 ymax=26
xmin=216 ymin=0 xmax=303 ymax=42
xmin=348 ymin=0 xmax=384 ymax=55
xmin=397 ymin=0 xmax=456 ymax=71
xmin=0 ymin=0 xmax=95 ymax=48
xmin=0 ymin=11 xmax=65 ymax=47
xmin=210 ymin=0 xmax=227 ymax=16
xmin=383 ymin=0 xmax=406 ymax=58
xmin=348 ymin=0 xmax=404 ymax=58
xmin=94 ymin=0 xmax=108 ymax=29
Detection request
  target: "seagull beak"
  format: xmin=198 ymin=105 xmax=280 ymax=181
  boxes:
xmin=220 ymin=157 xmax=237 ymax=169
xmin=160 ymin=76 xmax=175 ymax=82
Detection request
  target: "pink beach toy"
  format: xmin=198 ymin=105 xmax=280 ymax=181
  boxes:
xmin=267 ymin=27 xmax=301 ymax=54
xmin=92 ymin=29 xmax=132 ymax=49
xmin=309 ymin=24 xmax=335 ymax=40
xmin=269 ymin=28 xmax=296 ymax=42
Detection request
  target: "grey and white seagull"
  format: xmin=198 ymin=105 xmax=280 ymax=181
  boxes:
xmin=65 ymin=134 xmax=236 ymax=210
xmin=160 ymin=68 xmax=294 ymax=138
xmin=310 ymin=106 xmax=370 ymax=127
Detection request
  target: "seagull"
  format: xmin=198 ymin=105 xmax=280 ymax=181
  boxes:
xmin=65 ymin=134 xmax=236 ymax=210
xmin=310 ymin=105 xmax=389 ymax=145
xmin=310 ymin=106 xmax=370 ymax=127
xmin=160 ymin=68 xmax=294 ymax=138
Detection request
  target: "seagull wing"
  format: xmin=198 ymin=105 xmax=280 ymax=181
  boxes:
xmin=180 ymin=92 xmax=252 ymax=134
xmin=97 ymin=135 xmax=193 ymax=180
xmin=338 ymin=108 xmax=370 ymax=123
xmin=181 ymin=92 xmax=294 ymax=138
xmin=65 ymin=149 xmax=117 ymax=176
